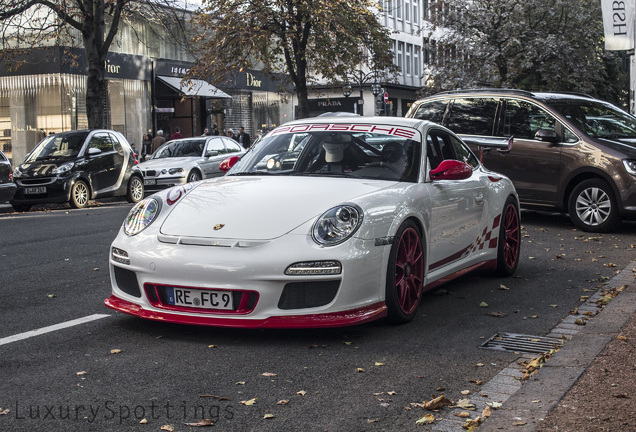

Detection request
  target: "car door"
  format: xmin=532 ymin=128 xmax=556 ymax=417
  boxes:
xmin=83 ymin=132 xmax=123 ymax=193
xmin=200 ymin=137 xmax=227 ymax=178
xmin=425 ymin=128 xmax=487 ymax=274
xmin=482 ymin=99 xmax=564 ymax=206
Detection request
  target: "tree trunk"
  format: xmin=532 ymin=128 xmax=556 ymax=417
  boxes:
xmin=296 ymin=81 xmax=310 ymax=119
xmin=85 ymin=52 xmax=108 ymax=129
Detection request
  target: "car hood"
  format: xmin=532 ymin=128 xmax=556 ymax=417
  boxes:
xmin=597 ymin=138 xmax=636 ymax=157
xmin=17 ymin=158 xmax=76 ymax=177
xmin=139 ymin=157 xmax=199 ymax=170
xmin=159 ymin=176 xmax=394 ymax=240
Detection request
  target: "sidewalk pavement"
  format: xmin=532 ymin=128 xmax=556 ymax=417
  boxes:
xmin=431 ymin=260 xmax=636 ymax=432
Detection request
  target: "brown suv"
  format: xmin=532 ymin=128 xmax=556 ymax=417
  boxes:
xmin=406 ymin=89 xmax=636 ymax=232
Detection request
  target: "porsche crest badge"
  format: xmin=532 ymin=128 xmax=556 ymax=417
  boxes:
xmin=213 ymin=224 xmax=225 ymax=231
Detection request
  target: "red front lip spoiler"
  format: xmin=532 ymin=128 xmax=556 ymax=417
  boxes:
xmin=104 ymin=295 xmax=387 ymax=329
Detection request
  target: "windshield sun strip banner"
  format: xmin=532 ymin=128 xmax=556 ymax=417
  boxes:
xmin=271 ymin=124 xmax=417 ymax=140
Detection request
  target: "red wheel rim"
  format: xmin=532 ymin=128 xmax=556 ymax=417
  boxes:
xmin=394 ymin=227 xmax=424 ymax=315
xmin=503 ymin=204 xmax=520 ymax=268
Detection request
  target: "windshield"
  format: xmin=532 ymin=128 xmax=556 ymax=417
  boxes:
xmin=227 ymin=124 xmax=422 ymax=182
xmin=153 ymin=139 xmax=205 ymax=159
xmin=25 ymin=132 xmax=89 ymax=162
xmin=547 ymin=100 xmax=636 ymax=139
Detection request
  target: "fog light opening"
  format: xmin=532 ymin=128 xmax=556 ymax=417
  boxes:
xmin=112 ymin=247 xmax=130 ymax=265
xmin=285 ymin=261 xmax=342 ymax=275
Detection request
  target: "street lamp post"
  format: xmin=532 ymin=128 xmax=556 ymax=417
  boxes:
xmin=341 ymin=70 xmax=380 ymax=116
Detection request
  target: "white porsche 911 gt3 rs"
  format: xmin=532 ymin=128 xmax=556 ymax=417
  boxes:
xmin=105 ymin=117 xmax=520 ymax=328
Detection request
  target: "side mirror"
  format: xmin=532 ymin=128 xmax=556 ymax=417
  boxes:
xmin=219 ymin=155 xmax=241 ymax=173
xmin=87 ymin=147 xmax=102 ymax=156
xmin=430 ymin=160 xmax=473 ymax=181
xmin=534 ymin=129 xmax=559 ymax=143
xmin=205 ymin=150 xmax=219 ymax=158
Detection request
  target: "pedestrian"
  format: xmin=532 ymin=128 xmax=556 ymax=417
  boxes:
xmin=151 ymin=130 xmax=165 ymax=153
xmin=170 ymin=127 xmax=183 ymax=141
xmin=226 ymin=129 xmax=237 ymax=141
xmin=237 ymin=126 xmax=251 ymax=149
xmin=202 ymin=128 xmax=210 ymax=136
xmin=142 ymin=134 xmax=152 ymax=160
xmin=212 ymin=123 xmax=220 ymax=135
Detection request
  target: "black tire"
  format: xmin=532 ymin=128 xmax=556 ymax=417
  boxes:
xmin=69 ymin=180 xmax=89 ymax=209
xmin=125 ymin=175 xmax=144 ymax=204
xmin=495 ymin=196 xmax=521 ymax=277
xmin=187 ymin=170 xmax=201 ymax=183
xmin=11 ymin=203 xmax=31 ymax=212
xmin=568 ymin=179 xmax=620 ymax=232
xmin=385 ymin=220 xmax=425 ymax=324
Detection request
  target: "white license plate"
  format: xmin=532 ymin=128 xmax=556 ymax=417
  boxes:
xmin=166 ymin=287 xmax=233 ymax=310
xmin=24 ymin=187 xmax=46 ymax=194
xmin=144 ymin=179 xmax=157 ymax=186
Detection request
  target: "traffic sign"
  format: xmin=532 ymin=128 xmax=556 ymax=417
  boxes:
xmin=383 ymin=92 xmax=389 ymax=104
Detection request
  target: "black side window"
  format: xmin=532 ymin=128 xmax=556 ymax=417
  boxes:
xmin=503 ymin=100 xmax=557 ymax=139
xmin=446 ymin=98 xmax=498 ymax=136
xmin=412 ymin=100 xmax=448 ymax=123
xmin=108 ymin=133 xmax=124 ymax=154
xmin=88 ymin=133 xmax=114 ymax=153
xmin=426 ymin=130 xmax=457 ymax=170
xmin=450 ymin=135 xmax=478 ymax=168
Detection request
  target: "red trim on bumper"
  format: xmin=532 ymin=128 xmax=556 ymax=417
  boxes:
xmin=424 ymin=259 xmax=497 ymax=291
xmin=104 ymin=295 xmax=387 ymax=328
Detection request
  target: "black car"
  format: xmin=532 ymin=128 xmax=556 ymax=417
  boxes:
xmin=11 ymin=130 xmax=144 ymax=212
xmin=0 ymin=149 xmax=16 ymax=203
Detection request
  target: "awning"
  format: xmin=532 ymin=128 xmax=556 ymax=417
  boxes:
xmin=157 ymin=76 xmax=232 ymax=99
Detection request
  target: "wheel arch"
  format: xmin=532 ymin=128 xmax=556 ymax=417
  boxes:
xmin=561 ymin=168 xmax=618 ymax=212
xmin=67 ymin=175 xmax=94 ymax=200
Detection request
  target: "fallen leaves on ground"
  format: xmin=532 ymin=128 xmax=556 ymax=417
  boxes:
xmin=261 ymin=372 xmax=277 ymax=377
xmin=462 ymin=416 xmax=484 ymax=429
xmin=422 ymin=394 xmax=453 ymax=411
xmin=415 ymin=414 xmax=435 ymax=424
xmin=240 ymin=398 xmax=257 ymax=406
xmin=160 ymin=426 xmax=174 ymax=432
xmin=486 ymin=311 xmax=507 ymax=318
xmin=297 ymin=390 xmax=307 ymax=396
xmin=184 ymin=419 xmax=214 ymax=426
xmin=263 ymin=414 xmax=275 ymax=419
xmin=455 ymin=399 xmax=476 ymax=410
xmin=277 ymin=400 xmax=289 ymax=405
xmin=110 ymin=349 xmax=121 ymax=354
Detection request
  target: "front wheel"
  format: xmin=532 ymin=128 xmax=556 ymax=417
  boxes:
xmin=187 ymin=170 xmax=201 ymax=183
xmin=126 ymin=176 xmax=144 ymax=203
xmin=495 ymin=196 xmax=521 ymax=276
xmin=385 ymin=220 xmax=424 ymax=324
xmin=568 ymin=179 xmax=620 ymax=232
xmin=69 ymin=180 xmax=89 ymax=209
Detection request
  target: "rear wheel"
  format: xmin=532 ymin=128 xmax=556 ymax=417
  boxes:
xmin=385 ymin=220 xmax=424 ymax=324
xmin=69 ymin=180 xmax=89 ymax=209
xmin=568 ymin=179 xmax=620 ymax=232
xmin=495 ymin=196 xmax=521 ymax=276
xmin=126 ymin=176 xmax=144 ymax=203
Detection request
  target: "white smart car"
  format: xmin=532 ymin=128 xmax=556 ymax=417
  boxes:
xmin=105 ymin=117 xmax=520 ymax=328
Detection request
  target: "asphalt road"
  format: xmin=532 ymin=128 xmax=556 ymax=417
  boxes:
xmin=0 ymin=202 xmax=634 ymax=431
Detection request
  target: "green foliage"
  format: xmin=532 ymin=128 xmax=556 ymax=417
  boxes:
xmin=192 ymin=0 xmax=398 ymax=118
xmin=426 ymin=0 xmax=628 ymax=107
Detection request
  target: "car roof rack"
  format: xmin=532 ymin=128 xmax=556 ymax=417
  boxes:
xmin=435 ymin=88 xmax=535 ymax=97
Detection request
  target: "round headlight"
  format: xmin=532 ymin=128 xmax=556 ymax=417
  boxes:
xmin=312 ymin=204 xmax=363 ymax=246
xmin=124 ymin=198 xmax=162 ymax=236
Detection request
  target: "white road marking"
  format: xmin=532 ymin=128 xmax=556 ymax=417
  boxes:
xmin=0 ymin=314 xmax=110 ymax=346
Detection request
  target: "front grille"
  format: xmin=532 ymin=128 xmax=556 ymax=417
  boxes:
xmin=278 ymin=281 xmax=340 ymax=310
xmin=114 ymin=266 xmax=141 ymax=298
xmin=144 ymin=170 xmax=157 ymax=177
xmin=144 ymin=283 xmax=258 ymax=314
xmin=17 ymin=177 xmax=57 ymax=186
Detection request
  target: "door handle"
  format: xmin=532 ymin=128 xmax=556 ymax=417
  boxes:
xmin=474 ymin=193 xmax=484 ymax=205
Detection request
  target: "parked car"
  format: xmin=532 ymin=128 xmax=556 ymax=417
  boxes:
xmin=105 ymin=116 xmax=520 ymax=328
xmin=406 ymin=89 xmax=636 ymax=232
xmin=0 ymin=149 xmax=16 ymax=203
xmin=138 ymin=136 xmax=245 ymax=192
xmin=11 ymin=130 xmax=144 ymax=212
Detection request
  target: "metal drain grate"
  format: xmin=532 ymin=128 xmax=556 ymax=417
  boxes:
xmin=480 ymin=332 xmax=565 ymax=354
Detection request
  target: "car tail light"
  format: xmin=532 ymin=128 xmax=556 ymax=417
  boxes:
xmin=9 ymin=167 xmax=13 ymax=181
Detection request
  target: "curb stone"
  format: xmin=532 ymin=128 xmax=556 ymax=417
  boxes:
xmin=431 ymin=261 xmax=635 ymax=432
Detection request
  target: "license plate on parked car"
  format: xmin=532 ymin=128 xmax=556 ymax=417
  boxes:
xmin=166 ymin=287 xmax=233 ymax=310
xmin=24 ymin=187 xmax=46 ymax=194
xmin=144 ymin=179 xmax=156 ymax=186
